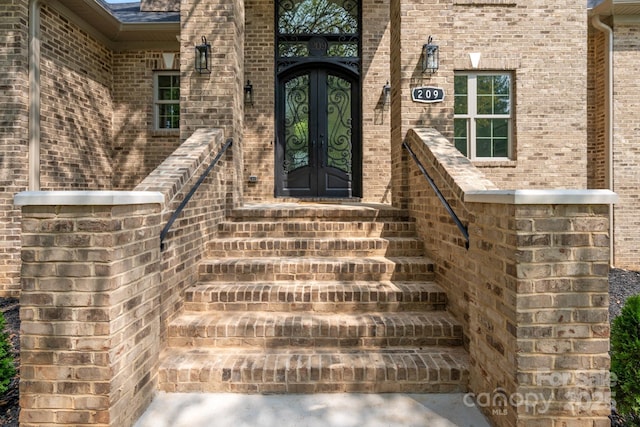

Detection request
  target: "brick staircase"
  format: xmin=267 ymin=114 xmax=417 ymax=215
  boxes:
xmin=158 ymin=203 xmax=469 ymax=394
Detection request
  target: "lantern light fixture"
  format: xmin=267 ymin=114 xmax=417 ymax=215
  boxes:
xmin=244 ymin=80 xmax=254 ymax=106
xmin=382 ymin=81 xmax=391 ymax=108
xmin=422 ymin=36 xmax=439 ymax=74
xmin=195 ymin=36 xmax=211 ymax=74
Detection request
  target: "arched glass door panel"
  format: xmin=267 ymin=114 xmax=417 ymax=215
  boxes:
xmin=284 ymin=75 xmax=310 ymax=174
xmin=276 ymin=68 xmax=358 ymax=197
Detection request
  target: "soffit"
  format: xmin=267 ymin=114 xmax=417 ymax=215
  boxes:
xmin=613 ymin=1 xmax=640 ymax=14
xmin=591 ymin=0 xmax=640 ymax=16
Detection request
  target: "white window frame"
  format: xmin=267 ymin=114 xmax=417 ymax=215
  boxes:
xmin=454 ymin=72 xmax=513 ymax=160
xmin=153 ymin=71 xmax=180 ymax=131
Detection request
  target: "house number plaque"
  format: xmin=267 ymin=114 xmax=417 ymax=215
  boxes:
xmin=412 ymin=86 xmax=445 ymax=104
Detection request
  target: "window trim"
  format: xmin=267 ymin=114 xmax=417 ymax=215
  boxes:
xmin=454 ymin=72 xmax=513 ymax=160
xmin=153 ymin=71 xmax=180 ymax=131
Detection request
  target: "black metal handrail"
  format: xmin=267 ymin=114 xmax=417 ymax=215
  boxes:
xmin=160 ymin=138 xmax=233 ymax=250
xmin=403 ymin=141 xmax=470 ymax=249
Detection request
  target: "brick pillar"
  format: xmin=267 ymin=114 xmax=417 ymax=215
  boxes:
xmin=466 ymin=198 xmax=613 ymax=427
xmin=180 ymin=0 xmax=245 ymax=207
xmin=511 ymin=204 xmax=611 ymax=427
xmin=405 ymin=129 xmax=615 ymax=427
xmin=389 ymin=0 xmax=453 ymax=208
xmin=17 ymin=191 xmax=163 ymax=427
xmin=0 ymin=0 xmax=29 ymax=296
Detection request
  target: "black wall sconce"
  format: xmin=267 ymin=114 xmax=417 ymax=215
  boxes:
xmin=195 ymin=36 xmax=211 ymax=74
xmin=422 ymin=36 xmax=439 ymax=74
xmin=244 ymin=80 xmax=253 ymax=106
xmin=382 ymin=81 xmax=391 ymax=109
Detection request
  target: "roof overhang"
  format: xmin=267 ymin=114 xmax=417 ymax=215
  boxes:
xmin=49 ymin=0 xmax=179 ymax=51
xmin=590 ymin=0 xmax=640 ymax=17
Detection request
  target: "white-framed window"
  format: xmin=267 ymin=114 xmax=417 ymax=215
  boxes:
xmin=454 ymin=73 xmax=512 ymax=159
xmin=154 ymin=72 xmax=180 ymax=130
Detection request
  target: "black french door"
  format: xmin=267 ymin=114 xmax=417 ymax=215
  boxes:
xmin=275 ymin=66 xmax=360 ymax=198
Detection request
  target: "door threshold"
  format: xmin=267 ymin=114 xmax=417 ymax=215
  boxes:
xmin=295 ymin=198 xmax=362 ymax=204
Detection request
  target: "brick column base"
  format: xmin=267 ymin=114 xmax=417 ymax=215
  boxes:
xmin=17 ymin=193 xmax=162 ymax=426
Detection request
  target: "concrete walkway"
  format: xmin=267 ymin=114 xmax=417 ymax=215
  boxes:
xmin=134 ymin=393 xmax=492 ymax=427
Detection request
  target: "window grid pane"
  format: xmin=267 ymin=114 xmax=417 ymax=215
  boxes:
xmin=454 ymin=73 xmax=511 ymax=159
xmin=454 ymin=75 xmax=468 ymax=115
xmin=475 ymin=118 xmax=509 ymax=157
xmin=454 ymin=118 xmax=468 ymax=156
xmin=155 ymin=73 xmax=180 ymax=130
xmin=158 ymin=104 xmax=180 ymax=129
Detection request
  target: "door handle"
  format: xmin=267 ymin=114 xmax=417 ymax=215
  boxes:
xmin=319 ymin=137 xmax=325 ymax=167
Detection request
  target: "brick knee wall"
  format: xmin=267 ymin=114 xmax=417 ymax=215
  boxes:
xmin=19 ymin=202 xmax=162 ymax=427
xmin=405 ymin=128 xmax=614 ymax=427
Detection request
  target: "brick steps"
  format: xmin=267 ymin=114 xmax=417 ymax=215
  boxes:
xmin=217 ymin=221 xmax=418 ymax=238
xmin=158 ymin=346 xmax=469 ymax=393
xmin=167 ymin=311 xmax=463 ymax=348
xmin=160 ymin=203 xmax=468 ymax=394
xmin=184 ymin=281 xmax=448 ymax=312
xmin=207 ymin=236 xmax=424 ymax=258
xmin=198 ymin=256 xmax=435 ymax=282
xmin=228 ymin=203 xmax=411 ymax=222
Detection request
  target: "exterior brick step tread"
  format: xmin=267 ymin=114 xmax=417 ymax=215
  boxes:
xmin=184 ymin=280 xmax=447 ymax=313
xmin=229 ymin=203 xmax=412 ymax=222
xmin=206 ymin=236 xmax=424 ymax=257
xmin=199 ymin=256 xmax=433 ymax=269
xmin=158 ymin=346 xmax=469 ymax=393
xmin=167 ymin=311 xmax=463 ymax=348
xmin=216 ymin=220 xmax=417 ymax=238
xmin=198 ymin=256 xmax=434 ymax=282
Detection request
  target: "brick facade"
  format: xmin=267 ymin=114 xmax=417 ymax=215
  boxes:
xmin=38 ymin=4 xmax=114 ymax=190
xmin=610 ymin=21 xmax=640 ymax=269
xmin=405 ymin=128 xmax=614 ymax=427
xmin=587 ymin=9 xmax=640 ymax=269
xmin=180 ymin=0 xmax=245 ymax=207
xmin=390 ymin=1 xmax=589 ymax=191
xmin=0 ymin=0 xmax=182 ymax=295
xmin=587 ymin=25 xmax=608 ymax=191
xmin=451 ymin=2 xmax=588 ymax=189
xmin=112 ymin=51 xmax=182 ymax=190
xmin=0 ymin=0 xmax=29 ymax=297
xmin=18 ymin=199 xmax=162 ymax=426
xmin=242 ymin=0 xmax=392 ymax=203
xmin=17 ymin=128 xmax=233 ymax=426
xmin=2 ymin=0 xmax=638 ymax=296
xmin=135 ymin=128 xmax=232 ymax=342
xmin=0 ymin=0 xmax=636 ymax=425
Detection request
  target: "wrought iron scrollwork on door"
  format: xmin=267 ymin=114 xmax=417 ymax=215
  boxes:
xmin=326 ymin=75 xmax=352 ymax=174
xmin=283 ymin=75 xmax=310 ymax=175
